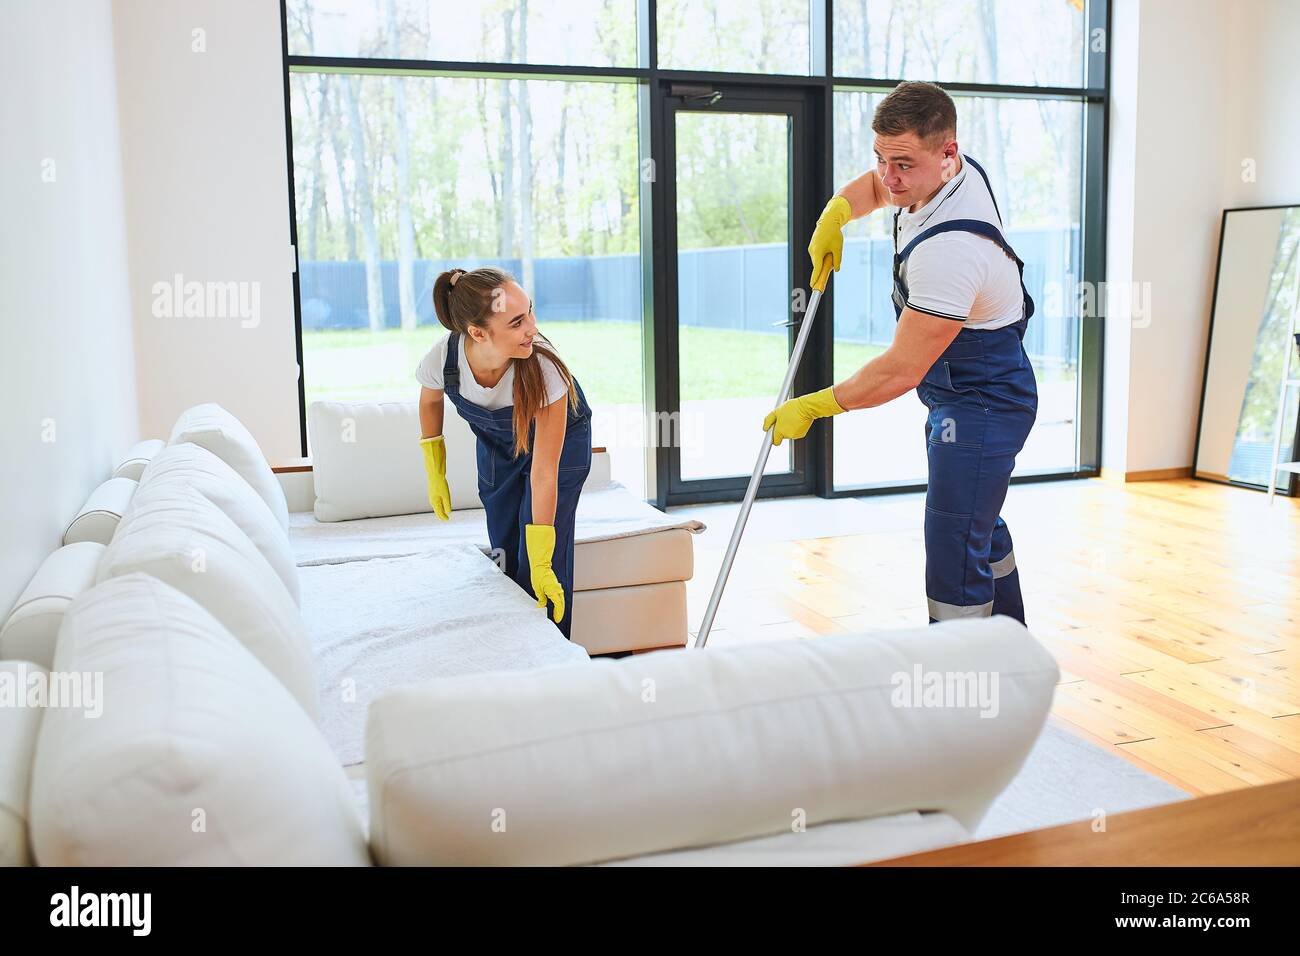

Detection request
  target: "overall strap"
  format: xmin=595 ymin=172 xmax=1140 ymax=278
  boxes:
xmin=443 ymin=332 xmax=460 ymax=388
xmin=897 ymin=218 xmax=1023 ymax=268
xmin=892 ymin=220 xmax=1035 ymax=324
xmin=960 ymin=153 xmax=1004 ymax=228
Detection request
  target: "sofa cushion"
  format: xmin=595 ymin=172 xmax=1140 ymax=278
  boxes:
xmin=28 ymin=574 xmax=369 ymax=866
xmin=1 ymin=542 xmax=105 ymax=671
xmin=366 ymin=616 xmax=1059 ymax=866
xmin=62 ymin=477 xmax=136 ymax=546
xmin=96 ymin=483 xmax=317 ymax=717
xmin=0 ymin=661 xmax=47 ymax=866
xmin=169 ymin=403 xmax=288 ymax=530
xmin=136 ymin=441 xmax=299 ymax=605
xmin=308 ymin=400 xmax=483 ymax=522
xmin=599 ymin=810 xmax=971 ymax=866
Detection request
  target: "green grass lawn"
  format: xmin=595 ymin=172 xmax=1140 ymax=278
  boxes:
xmin=303 ymin=320 xmax=1070 ymax=406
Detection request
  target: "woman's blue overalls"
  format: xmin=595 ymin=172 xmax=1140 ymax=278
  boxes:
xmin=892 ymin=154 xmax=1039 ymax=625
xmin=441 ymin=333 xmax=593 ymax=639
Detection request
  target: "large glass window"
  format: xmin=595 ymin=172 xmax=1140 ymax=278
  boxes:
xmin=833 ymin=0 xmax=1086 ymax=87
xmin=288 ymin=0 xmax=638 ymax=67
xmin=287 ymin=67 xmax=644 ymax=490
xmin=283 ymin=0 xmax=1107 ymax=505
xmin=674 ymin=110 xmax=794 ymax=481
xmin=656 ymin=0 xmax=812 ymax=75
xmin=831 ymin=89 xmax=1084 ymax=487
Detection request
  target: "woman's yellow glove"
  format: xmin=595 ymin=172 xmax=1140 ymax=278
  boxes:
xmin=524 ymin=524 xmax=565 ymax=624
xmin=762 ymin=386 xmax=846 ymax=446
xmin=419 ymin=436 xmax=451 ymax=521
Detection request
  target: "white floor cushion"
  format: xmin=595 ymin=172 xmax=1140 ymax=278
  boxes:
xmin=137 ymin=442 xmax=300 ymax=605
xmin=29 ymin=574 xmax=369 ymax=866
xmin=96 ymin=483 xmax=317 ymax=717
xmin=169 ymin=403 xmax=288 ymax=530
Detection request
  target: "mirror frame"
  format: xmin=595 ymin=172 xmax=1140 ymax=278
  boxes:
xmin=1193 ymin=203 xmax=1300 ymax=496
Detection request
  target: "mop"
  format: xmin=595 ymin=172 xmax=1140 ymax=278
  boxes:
xmin=694 ymin=257 xmax=832 ymax=649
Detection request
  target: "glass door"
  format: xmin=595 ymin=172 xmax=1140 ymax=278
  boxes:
xmin=661 ymin=85 xmax=819 ymax=503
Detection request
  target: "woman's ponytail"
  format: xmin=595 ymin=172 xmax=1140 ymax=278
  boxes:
xmin=431 ymin=268 xmax=466 ymax=332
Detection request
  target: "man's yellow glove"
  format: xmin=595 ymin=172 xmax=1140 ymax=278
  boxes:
xmin=419 ymin=435 xmax=451 ymax=521
xmin=525 ymin=523 xmax=565 ymax=624
xmin=808 ymin=175 xmax=890 ymax=291
xmin=762 ymin=386 xmax=846 ymax=446
xmin=807 ymin=195 xmax=852 ymax=292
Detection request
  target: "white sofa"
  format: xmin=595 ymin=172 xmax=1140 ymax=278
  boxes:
xmin=301 ymin=400 xmax=699 ymax=656
xmin=0 ymin=403 xmax=1061 ymax=866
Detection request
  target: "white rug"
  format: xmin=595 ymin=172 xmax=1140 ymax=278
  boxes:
xmin=299 ymin=543 xmax=588 ymax=765
xmin=972 ymin=717 xmax=1189 ymax=840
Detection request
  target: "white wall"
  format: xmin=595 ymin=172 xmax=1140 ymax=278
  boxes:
xmin=1104 ymin=0 xmax=1298 ymax=476
xmin=1101 ymin=0 xmax=1140 ymax=475
xmin=113 ymin=0 xmax=302 ymax=464
xmin=1221 ymin=0 xmax=1300 ymax=207
xmin=0 ymin=0 xmax=140 ymax=612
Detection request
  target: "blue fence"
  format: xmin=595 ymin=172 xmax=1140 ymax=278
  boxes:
xmin=300 ymin=226 xmax=1080 ymax=364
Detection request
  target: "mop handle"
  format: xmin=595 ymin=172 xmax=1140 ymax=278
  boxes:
xmin=694 ymin=268 xmax=831 ymax=649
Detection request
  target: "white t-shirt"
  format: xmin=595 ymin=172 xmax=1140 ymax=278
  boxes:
xmin=415 ymin=332 xmax=569 ymax=411
xmin=894 ymin=154 xmax=1025 ymax=330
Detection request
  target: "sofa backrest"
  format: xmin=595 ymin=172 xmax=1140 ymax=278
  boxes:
xmin=96 ymin=483 xmax=317 ymax=717
xmin=308 ymin=399 xmax=484 ymax=522
xmin=366 ymin=616 xmax=1060 ymax=866
xmin=170 ymin=403 xmax=289 ymax=531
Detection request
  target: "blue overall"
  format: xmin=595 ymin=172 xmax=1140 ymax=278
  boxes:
xmin=892 ymin=155 xmax=1038 ymax=625
xmin=441 ymin=333 xmax=593 ymax=639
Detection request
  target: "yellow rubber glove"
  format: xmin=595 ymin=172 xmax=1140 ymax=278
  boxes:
xmin=808 ymin=195 xmax=852 ymax=292
xmin=762 ymin=386 xmax=846 ymax=446
xmin=525 ymin=523 xmax=565 ymax=624
xmin=419 ymin=435 xmax=451 ymax=521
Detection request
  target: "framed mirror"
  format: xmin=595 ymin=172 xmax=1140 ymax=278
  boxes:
xmin=1194 ymin=204 xmax=1300 ymax=495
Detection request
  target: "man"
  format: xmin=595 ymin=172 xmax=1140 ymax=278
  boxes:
xmin=762 ymin=80 xmax=1038 ymax=625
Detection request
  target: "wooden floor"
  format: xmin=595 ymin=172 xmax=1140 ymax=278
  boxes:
xmin=683 ymin=478 xmax=1300 ymax=797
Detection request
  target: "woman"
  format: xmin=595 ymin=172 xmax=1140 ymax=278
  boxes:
xmin=416 ymin=267 xmax=593 ymax=640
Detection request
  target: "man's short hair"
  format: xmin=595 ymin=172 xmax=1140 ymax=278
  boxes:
xmin=872 ymin=81 xmax=957 ymax=147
